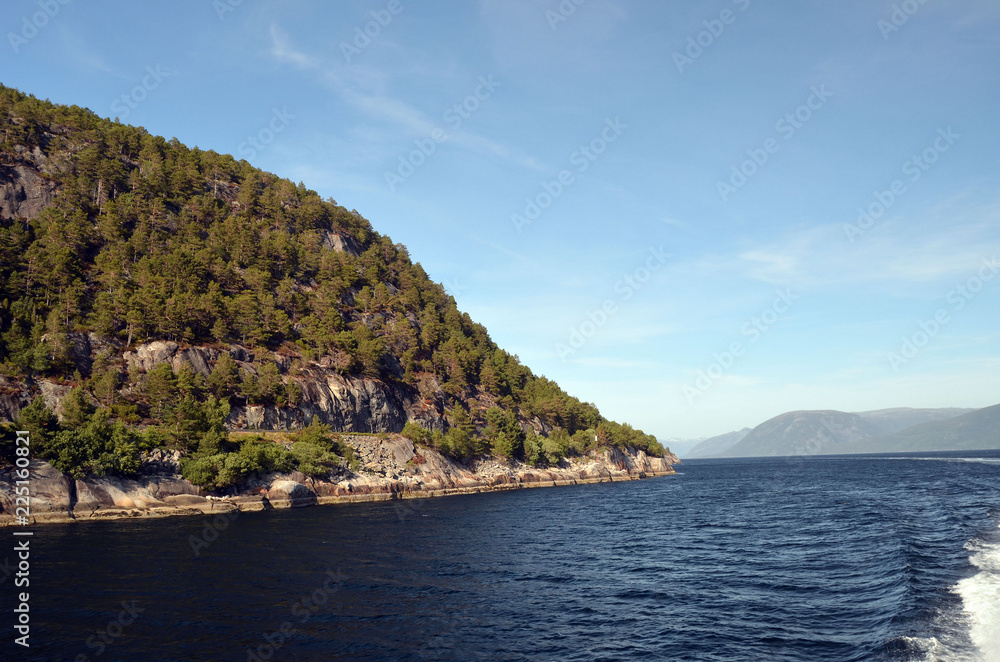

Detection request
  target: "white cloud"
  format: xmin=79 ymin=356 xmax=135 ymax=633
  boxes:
xmin=268 ymin=24 xmax=321 ymax=69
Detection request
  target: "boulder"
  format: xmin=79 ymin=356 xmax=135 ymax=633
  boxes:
xmin=123 ymin=341 xmax=179 ymax=373
xmin=0 ymin=461 xmax=73 ymax=517
xmin=267 ymin=481 xmax=317 ymax=507
xmin=162 ymin=494 xmax=208 ymax=506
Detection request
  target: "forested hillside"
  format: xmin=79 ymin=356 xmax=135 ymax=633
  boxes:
xmin=0 ymin=85 xmax=664 ymax=487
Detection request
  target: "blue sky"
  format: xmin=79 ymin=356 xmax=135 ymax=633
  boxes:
xmin=3 ymin=0 xmax=999 ymax=440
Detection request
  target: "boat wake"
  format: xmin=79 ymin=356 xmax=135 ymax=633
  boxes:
xmin=955 ymin=525 xmax=1000 ymax=662
xmin=888 ymin=523 xmax=1000 ymax=662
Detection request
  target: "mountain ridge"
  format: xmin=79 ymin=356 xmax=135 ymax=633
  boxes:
xmin=689 ymin=407 xmax=980 ymax=458
xmin=841 ymin=404 xmax=1000 ymax=454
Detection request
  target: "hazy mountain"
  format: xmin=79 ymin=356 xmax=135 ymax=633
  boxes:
xmin=855 ymin=407 xmax=975 ymax=436
xmin=720 ymin=411 xmax=880 ymax=457
xmin=657 ymin=436 xmax=705 ymax=457
xmin=719 ymin=408 xmax=977 ymax=457
xmin=842 ymin=404 xmax=1000 ymax=453
xmin=684 ymin=428 xmax=751 ymax=458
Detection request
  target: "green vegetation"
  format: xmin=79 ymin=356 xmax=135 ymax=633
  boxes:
xmin=9 ymin=395 xmax=141 ymax=479
xmin=0 ymin=84 xmax=666 ymax=483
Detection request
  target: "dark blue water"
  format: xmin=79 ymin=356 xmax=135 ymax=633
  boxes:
xmin=7 ymin=451 xmax=1000 ymax=661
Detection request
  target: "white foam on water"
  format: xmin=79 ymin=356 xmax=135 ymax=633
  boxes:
xmin=899 ymin=635 xmax=948 ymax=661
xmin=899 ymin=626 xmax=977 ymax=662
xmin=954 ymin=527 xmax=1000 ymax=662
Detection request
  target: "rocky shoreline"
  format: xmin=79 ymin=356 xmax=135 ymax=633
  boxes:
xmin=0 ymin=435 xmax=677 ymax=526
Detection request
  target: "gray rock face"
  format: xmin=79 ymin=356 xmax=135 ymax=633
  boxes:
xmin=0 ymin=376 xmax=31 ymax=421
xmin=229 ymin=369 xmax=409 ymax=433
xmin=321 ymin=231 xmax=361 ymax=256
xmin=173 ymin=347 xmax=218 ymax=378
xmin=67 ymin=333 xmax=93 ymax=375
xmin=123 ymin=340 xmax=180 ymax=373
xmin=122 ymin=341 xmax=218 ymax=378
xmin=38 ymin=380 xmax=72 ymax=420
xmin=296 ymin=370 xmax=408 ymax=432
xmin=3 ymin=337 xmax=422 ymax=435
xmin=0 ymin=160 xmax=58 ymax=222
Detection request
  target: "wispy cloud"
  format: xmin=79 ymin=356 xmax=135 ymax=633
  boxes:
xmin=950 ymin=2 xmax=1000 ymax=30
xmin=269 ymin=24 xmax=321 ymax=69
xmin=58 ymin=27 xmax=118 ymax=76
xmin=266 ymin=23 xmax=542 ymax=172
xmin=725 ymin=196 xmax=1000 ymax=289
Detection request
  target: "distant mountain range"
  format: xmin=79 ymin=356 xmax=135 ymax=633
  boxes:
xmin=684 ymin=429 xmax=751 ymax=458
xmin=840 ymin=405 xmax=1000 ymax=454
xmin=683 ymin=407 xmax=991 ymax=458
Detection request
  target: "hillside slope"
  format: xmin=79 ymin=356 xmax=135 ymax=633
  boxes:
xmin=720 ymin=411 xmax=880 ymax=457
xmin=842 ymin=404 xmax=1000 ymax=453
xmin=855 ymin=407 xmax=975 ymax=436
xmin=0 ymin=85 xmax=666 ymax=488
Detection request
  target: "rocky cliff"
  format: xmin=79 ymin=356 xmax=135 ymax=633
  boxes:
xmin=0 ymin=143 xmax=59 ymax=221
xmin=0 ymin=437 xmax=677 ymax=526
xmin=0 ymin=336 xmax=446 ymax=434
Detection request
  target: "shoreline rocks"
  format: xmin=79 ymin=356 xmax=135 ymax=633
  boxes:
xmin=0 ymin=440 xmax=677 ymax=526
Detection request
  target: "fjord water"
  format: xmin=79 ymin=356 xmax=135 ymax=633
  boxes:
xmin=21 ymin=452 xmax=1000 ymax=661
